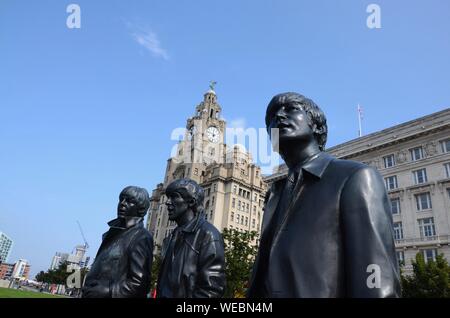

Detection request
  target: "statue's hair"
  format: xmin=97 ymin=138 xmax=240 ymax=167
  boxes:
xmin=265 ymin=92 xmax=328 ymax=151
xmin=165 ymin=178 xmax=205 ymax=215
xmin=119 ymin=186 xmax=150 ymax=217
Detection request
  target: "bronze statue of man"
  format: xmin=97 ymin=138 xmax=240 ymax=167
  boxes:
xmin=247 ymin=92 xmax=401 ymax=298
xmin=157 ymin=178 xmax=226 ymax=298
xmin=82 ymin=186 xmax=153 ymax=298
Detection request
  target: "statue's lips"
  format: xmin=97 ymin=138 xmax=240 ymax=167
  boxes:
xmin=277 ymin=123 xmax=292 ymax=130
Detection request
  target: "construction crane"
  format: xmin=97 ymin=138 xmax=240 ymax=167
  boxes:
xmin=76 ymin=220 xmax=89 ymax=250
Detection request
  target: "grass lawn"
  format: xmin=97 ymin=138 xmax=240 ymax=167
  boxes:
xmin=0 ymin=287 xmax=67 ymax=298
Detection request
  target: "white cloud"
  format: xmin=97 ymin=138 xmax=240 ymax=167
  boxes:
xmin=129 ymin=25 xmax=169 ymax=60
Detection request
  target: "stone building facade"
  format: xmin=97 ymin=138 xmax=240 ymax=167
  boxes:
xmin=147 ymin=88 xmax=267 ymax=252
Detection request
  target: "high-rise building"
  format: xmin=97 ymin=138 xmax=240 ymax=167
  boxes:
xmin=147 ymin=88 xmax=268 ymax=251
xmin=0 ymin=232 xmax=13 ymax=263
xmin=265 ymin=108 xmax=450 ymax=273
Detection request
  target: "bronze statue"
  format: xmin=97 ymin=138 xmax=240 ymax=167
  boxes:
xmin=82 ymin=186 xmax=153 ymax=298
xmin=247 ymin=92 xmax=401 ymax=298
xmin=157 ymin=178 xmax=226 ymax=298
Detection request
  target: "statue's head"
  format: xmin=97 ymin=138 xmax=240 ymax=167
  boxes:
xmin=117 ymin=186 xmax=150 ymax=218
xmin=165 ymin=178 xmax=204 ymax=222
xmin=265 ymin=92 xmax=328 ymax=151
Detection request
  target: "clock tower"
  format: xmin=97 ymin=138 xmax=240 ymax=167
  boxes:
xmin=168 ymin=83 xmax=226 ymax=185
xmin=148 ymin=83 xmax=268 ymax=253
xmin=186 ymin=84 xmax=226 ymax=166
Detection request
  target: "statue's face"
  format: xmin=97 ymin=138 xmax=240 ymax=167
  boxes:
xmin=117 ymin=193 xmax=140 ymax=218
xmin=267 ymin=101 xmax=314 ymax=145
xmin=166 ymin=191 xmax=190 ymax=221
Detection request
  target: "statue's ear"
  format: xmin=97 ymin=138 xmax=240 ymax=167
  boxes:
xmin=188 ymin=198 xmax=197 ymax=208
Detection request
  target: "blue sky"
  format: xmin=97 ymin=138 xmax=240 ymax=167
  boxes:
xmin=1 ymin=0 xmax=449 ymax=277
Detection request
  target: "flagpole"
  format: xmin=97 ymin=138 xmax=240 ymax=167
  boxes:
xmin=357 ymin=104 xmax=362 ymax=137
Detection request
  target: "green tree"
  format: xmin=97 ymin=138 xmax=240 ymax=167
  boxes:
xmin=401 ymin=252 xmax=450 ymax=298
xmin=151 ymin=245 xmax=162 ymax=292
xmin=222 ymin=228 xmax=259 ymax=298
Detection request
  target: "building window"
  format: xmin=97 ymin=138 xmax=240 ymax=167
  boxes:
xmin=410 ymin=146 xmax=424 ymax=161
xmin=390 ymin=198 xmax=401 ymax=215
xmin=252 ymin=219 xmax=256 ymax=228
xmin=254 ymin=194 xmax=257 ymax=201
xmin=231 ymin=212 xmax=234 ymax=222
xmin=246 ymin=203 xmax=250 ymax=212
xmin=418 ymin=217 xmax=436 ymax=238
xmin=415 ymin=192 xmax=432 ymax=211
xmin=237 ymin=214 xmax=240 ymax=224
xmin=253 ymin=205 xmax=256 ymax=214
xmin=384 ymin=176 xmax=398 ymax=190
xmin=241 ymin=215 xmax=244 ymax=225
xmin=383 ymin=154 xmax=396 ymax=168
xmin=396 ymin=251 xmax=405 ymax=266
xmin=239 ymin=189 xmax=242 ymax=196
xmin=238 ymin=201 xmax=241 ymax=210
xmin=232 ymin=198 xmax=235 ymax=208
xmin=412 ymin=168 xmax=428 ymax=185
xmin=233 ymin=185 xmax=237 ymax=194
xmin=444 ymin=163 xmax=450 ymax=178
xmin=213 ymin=184 xmax=217 ymax=192
xmin=245 ymin=217 xmax=248 ymax=226
xmin=422 ymin=249 xmax=437 ymax=263
xmin=440 ymin=139 xmax=450 ymax=153
xmin=212 ymin=196 xmax=215 ymax=205
xmin=393 ymin=222 xmax=403 ymax=240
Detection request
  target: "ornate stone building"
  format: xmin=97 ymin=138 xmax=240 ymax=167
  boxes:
xmin=265 ymin=108 xmax=450 ymax=273
xmin=147 ymin=88 xmax=267 ymax=252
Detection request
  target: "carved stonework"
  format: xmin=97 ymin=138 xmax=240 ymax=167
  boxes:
xmin=396 ymin=150 xmax=408 ymax=164
xmin=424 ymin=141 xmax=437 ymax=157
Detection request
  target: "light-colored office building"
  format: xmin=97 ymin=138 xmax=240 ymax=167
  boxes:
xmin=12 ymin=259 xmax=30 ymax=280
xmin=266 ymin=108 xmax=450 ymax=273
xmin=49 ymin=245 xmax=90 ymax=271
xmin=0 ymin=232 xmax=13 ymax=263
xmin=147 ymin=88 xmax=267 ymax=251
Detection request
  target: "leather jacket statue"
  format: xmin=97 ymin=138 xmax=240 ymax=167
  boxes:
xmin=82 ymin=217 xmax=153 ymax=298
xmin=157 ymin=212 xmax=226 ymax=298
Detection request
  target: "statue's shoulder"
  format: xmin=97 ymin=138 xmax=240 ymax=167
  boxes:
xmin=199 ymin=219 xmax=222 ymax=241
xmin=327 ymin=154 xmax=370 ymax=174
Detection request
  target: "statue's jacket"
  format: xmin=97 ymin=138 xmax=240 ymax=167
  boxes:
xmin=248 ymin=152 xmax=401 ymax=298
xmin=157 ymin=212 xmax=226 ymax=298
xmin=83 ymin=218 xmax=153 ymax=298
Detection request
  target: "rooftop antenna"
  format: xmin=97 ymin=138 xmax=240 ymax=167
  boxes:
xmin=357 ymin=104 xmax=364 ymax=137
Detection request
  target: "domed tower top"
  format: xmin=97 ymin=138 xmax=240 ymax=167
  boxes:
xmin=204 ymin=81 xmax=217 ymax=104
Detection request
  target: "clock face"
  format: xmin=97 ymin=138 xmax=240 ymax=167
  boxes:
xmin=206 ymin=126 xmax=220 ymax=143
